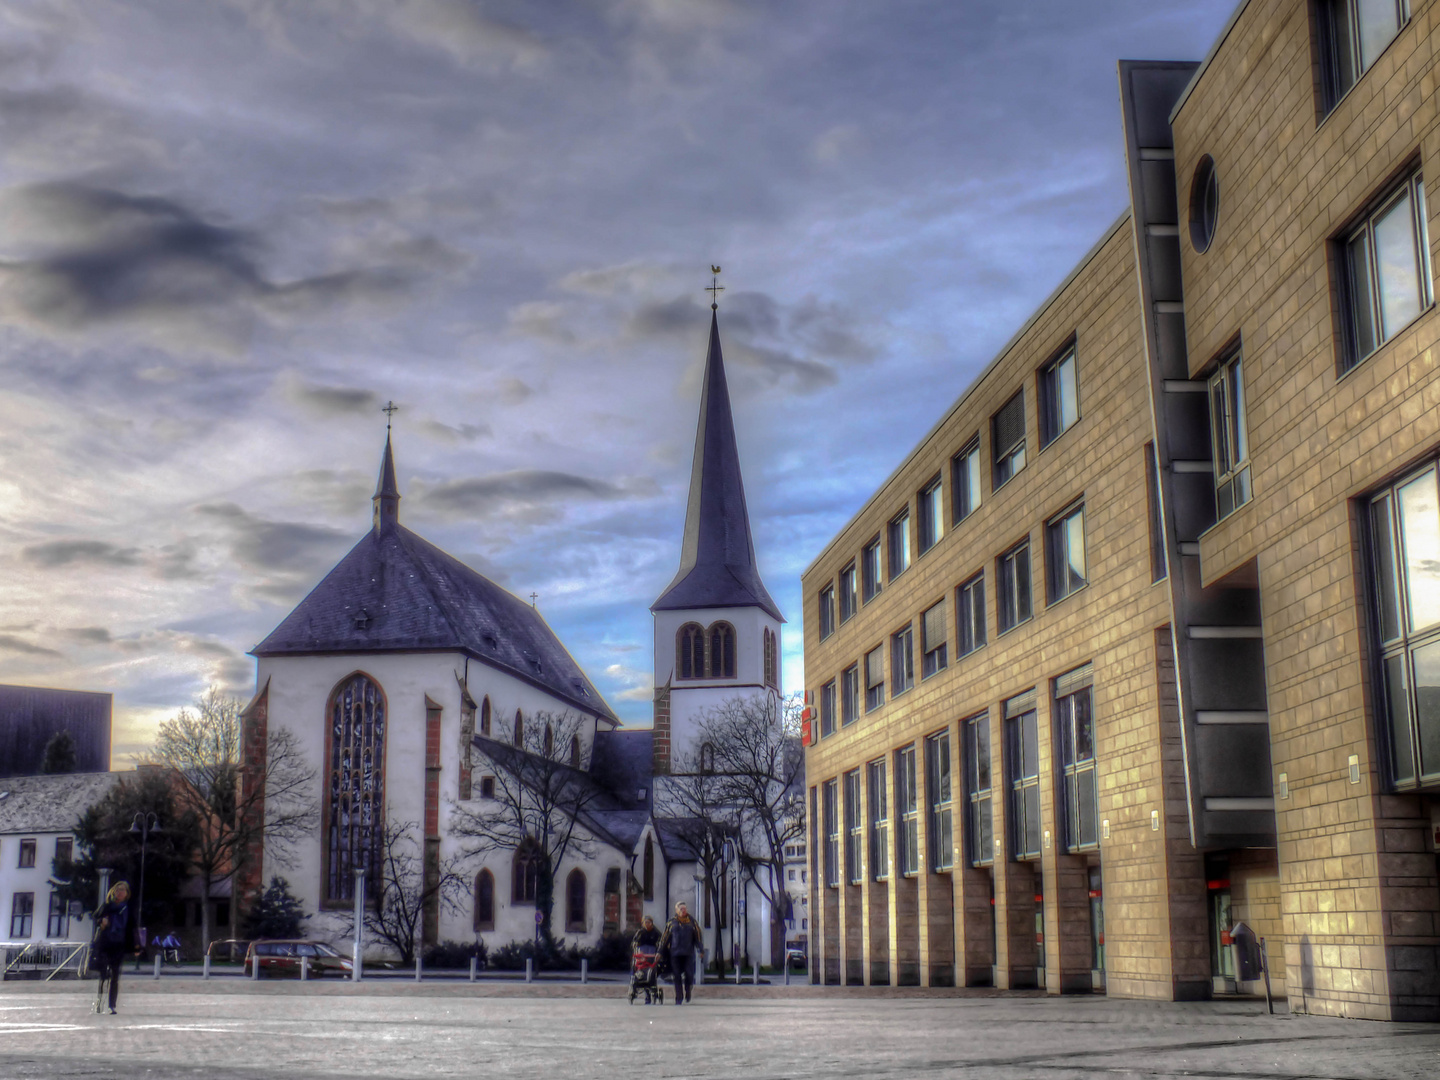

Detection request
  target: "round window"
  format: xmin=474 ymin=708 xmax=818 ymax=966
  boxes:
xmin=1189 ymin=155 xmax=1219 ymax=253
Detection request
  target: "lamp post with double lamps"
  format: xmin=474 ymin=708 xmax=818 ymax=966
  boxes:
xmin=128 ymin=813 xmax=162 ymax=969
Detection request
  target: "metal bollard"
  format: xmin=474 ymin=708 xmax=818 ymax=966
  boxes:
xmin=415 ymin=957 xmax=422 ymax=982
xmin=469 ymin=956 xmax=477 ymax=982
xmin=753 ymin=962 xmax=759 ymax=985
xmin=153 ymin=954 xmax=161 ymax=979
xmin=525 ymin=958 xmax=533 ymax=984
xmin=251 ymin=955 xmax=260 ymax=980
xmin=580 ymin=958 xmax=588 ymax=984
xmin=203 ymin=954 xmax=211 ymax=980
xmin=300 ymin=955 xmax=309 ymax=981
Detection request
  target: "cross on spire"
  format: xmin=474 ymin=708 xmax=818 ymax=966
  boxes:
xmin=529 ymin=592 xmax=539 ymax=607
xmin=381 ymin=400 xmax=399 ymax=432
xmin=706 ymin=265 xmax=724 ymax=311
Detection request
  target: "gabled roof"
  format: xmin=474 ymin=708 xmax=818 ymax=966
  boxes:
xmin=588 ymin=729 xmax=652 ymax=812
xmin=652 ymin=312 xmax=783 ymax=622
xmin=0 ymin=771 xmax=118 ymax=835
xmin=253 ymin=521 xmax=615 ymax=721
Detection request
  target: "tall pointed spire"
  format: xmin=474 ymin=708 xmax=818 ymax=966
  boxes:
xmin=372 ymin=431 xmax=400 ymax=535
xmin=652 ymin=310 xmax=783 ymax=621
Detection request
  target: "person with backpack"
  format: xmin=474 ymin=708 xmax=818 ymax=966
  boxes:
xmin=659 ymin=901 xmax=701 ymax=1005
xmin=91 ymin=881 xmax=139 ymax=1015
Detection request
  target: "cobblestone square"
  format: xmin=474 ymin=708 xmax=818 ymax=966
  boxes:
xmin=1 ymin=982 xmax=1438 ymax=1079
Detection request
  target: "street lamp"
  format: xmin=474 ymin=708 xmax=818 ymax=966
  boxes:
xmin=128 ymin=813 xmax=162 ymax=969
xmin=352 ymin=866 xmax=365 ymax=982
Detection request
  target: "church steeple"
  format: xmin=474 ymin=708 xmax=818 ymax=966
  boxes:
xmin=372 ymin=431 xmax=400 ymax=535
xmin=651 ymin=310 xmax=783 ymax=621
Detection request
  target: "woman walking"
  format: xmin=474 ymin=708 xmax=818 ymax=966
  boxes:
xmin=659 ymin=901 xmax=701 ymax=1005
xmin=91 ymin=881 xmax=138 ymax=1015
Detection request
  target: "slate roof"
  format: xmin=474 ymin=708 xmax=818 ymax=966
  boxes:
xmin=252 ymin=443 xmax=616 ymax=722
xmin=0 ymin=684 xmax=112 ymax=779
xmin=652 ymin=312 xmax=783 ymax=622
xmin=588 ymin=729 xmax=653 ymax=812
xmin=0 ymin=771 xmax=118 ymax=834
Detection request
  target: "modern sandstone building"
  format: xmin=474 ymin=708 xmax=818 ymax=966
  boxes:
xmin=802 ymin=0 xmax=1440 ymax=1020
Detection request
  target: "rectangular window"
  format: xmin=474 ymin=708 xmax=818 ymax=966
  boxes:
xmin=818 ymin=585 xmax=836 ymax=641
xmin=998 ymin=540 xmax=1032 ymax=633
xmin=820 ymin=679 xmax=837 ymax=739
xmin=9 ymin=892 xmax=33 ymax=939
xmin=1039 ymin=344 xmax=1079 ymax=447
xmin=918 ymin=475 xmax=944 ymax=554
xmin=895 ymin=745 xmax=919 ymax=876
xmin=1368 ymin=462 xmax=1440 ymax=786
xmin=952 ymin=438 xmax=981 ymax=524
xmin=865 ymin=646 xmax=885 ymax=712
xmin=921 ymin=601 xmax=948 ymax=678
xmin=841 ymin=664 xmax=860 ymax=726
xmin=1208 ymin=350 xmax=1252 ymax=519
xmin=46 ymin=891 xmax=68 ymax=938
xmin=1145 ymin=442 xmax=1167 ymax=582
xmin=1320 ymin=0 xmax=1410 ymax=110
xmin=839 ymin=563 xmax=858 ymax=623
xmin=964 ymin=712 xmax=994 ymax=867
xmin=957 ymin=573 xmax=986 ymax=657
xmin=868 ymin=758 xmax=889 ymax=880
xmin=1341 ymin=171 xmax=1431 ymax=371
xmin=991 ymin=391 xmax=1026 ymax=489
xmin=823 ymin=779 xmax=840 ymax=888
xmin=844 ymin=769 xmax=864 ymax=885
xmin=926 ymin=730 xmax=954 ymax=872
xmin=1006 ymin=691 xmax=1042 ymax=860
xmin=888 ymin=510 xmax=911 ymax=580
xmin=1045 ymin=502 xmax=1087 ymax=603
xmin=862 ymin=537 xmax=883 ymax=601
xmin=1055 ymin=666 xmax=1098 ymax=851
xmin=890 ymin=625 xmax=915 ymax=696
xmin=18 ymin=839 xmax=36 ymax=868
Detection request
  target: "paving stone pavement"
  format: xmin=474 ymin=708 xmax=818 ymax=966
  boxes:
xmin=0 ymin=981 xmax=1437 ymax=1079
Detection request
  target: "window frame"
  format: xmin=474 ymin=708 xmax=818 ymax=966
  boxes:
xmin=964 ymin=712 xmax=994 ymax=868
xmin=1337 ymin=169 xmax=1432 ymax=373
xmin=818 ymin=585 xmax=836 ymax=641
xmin=823 ymin=779 xmax=840 ymax=889
xmin=843 ymin=769 xmax=864 ymax=885
xmin=957 ymin=572 xmax=987 ymax=658
xmin=991 ymin=391 xmax=1027 ymax=490
xmin=565 ymin=868 xmax=587 ymax=933
xmin=895 ymin=745 xmax=920 ymax=877
xmin=820 ymin=679 xmax=837 ymax=739
xmin=867 ymin=759 xmax=889 ymax=881
xmin=1145 ymin=442 xmax=1167 ymax=582
xmin=1038 ymin=342 xmax=1079 ymax=448
xmin=997 ymin=539 xmax=1032 ymax=634
xmin=18 ymin=838 xmax=36 ymax=869
xmin=1319 ymin=0 xmax=1411 ymax=113
xmin=1208 ymin=349 xmax=1252 ymax=519
xmin=917 ymin=474 xmax=944 ymax=554
xmin=887 ymin=509 xmax=912 ymax=581
xmin=841 ymin=664 xmax=860 ymax=726
xmin=9 ymin=892 xmax=33 ymax=939
xmin=921 ymin=601 xmax=948 ymax=678
xmin=864 ymin=645 xmax=886 ymax=712
xmin=925 ymin=729 xmax=954 ymax=872
xmin=839 ymin=562 xmax=858 ymax=623
xmin=890 ymin=624 xmax=915 ymax=697
xmin=1045 ymin=500 xmax=1088 ymax=604
xmin=1054 ymin=667 xmax=1099 ymax=852
xmin=1006 ymin=692 xmax=1042 ymax=861
xmin=862 ymin=537 xmax=883 ymax=602
xmin=952 ymin=437 xmax=982 ymax=525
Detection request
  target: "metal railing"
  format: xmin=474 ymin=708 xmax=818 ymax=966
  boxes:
xmin=2 ymin=941 xmax=89 ymax=981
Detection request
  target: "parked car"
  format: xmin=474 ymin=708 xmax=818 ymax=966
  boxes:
xmin=206 ymin=939 xmax=253 ymax=964
xmin=244 ymin=940 xmax=354 ymax=978
xmin=785 ymin=946 xmax=808 ymax=969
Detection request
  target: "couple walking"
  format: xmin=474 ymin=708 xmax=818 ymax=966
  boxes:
xmin=635 ymin=902 xmax=702 ymax=1005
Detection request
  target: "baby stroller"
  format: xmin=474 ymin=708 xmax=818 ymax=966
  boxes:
xmin=628 ymin=944 xmax=665 ymax=1005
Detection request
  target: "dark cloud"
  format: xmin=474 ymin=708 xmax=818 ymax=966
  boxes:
xmin=194 ymin=502 xmax=350 ymax=574
xmin=0 ymin=182 xmax=413 ymax=349
xmin=419 ymin=418 xmax=491 ymax=444
xmin=0 ymin=633 xmax=63 ymax=657
xmin=21 ymin=539 xmax=142 ymax=568
xmin=414 ymin=469 xmax=660 ymax=522
xmin=64 ymin=626 xmax=114 ymax=644
xmin=285 ymin=377 xmax=380 ymax=416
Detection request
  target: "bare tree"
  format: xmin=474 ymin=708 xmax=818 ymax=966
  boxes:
xmin=694 ymin=693 xmax=806 ymax=967
xmin=363 ymin=818 xmax=467 ymax=965
xmin=449 ymin=710 xmax=605 ymax=941
xmin=147 ymin=688 xmax=316 ymax=950
xmin=657 ymin=752 xmax=738 ymax=977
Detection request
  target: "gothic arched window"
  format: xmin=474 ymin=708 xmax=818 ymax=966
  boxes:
xmin=708 ymin=622 xmax=736 ymax=678
xmin=700 ymin=742 xmax=716 ymax=774
xmin=678 ymin=623 xmax=705 ymax=680
xmin=480 ymin=696 xmax=491 ymax=737
xmin=566 ymin=868 xmax=587 ymax=932
xmin=513 ymin=710 xmax=524 ymax=746
xmin=474 ymin=869 xmax=495 ymax=931
xmin=570 ymin=735 xmax=581 ymax=768
xmin=643 ymin=836 xmax=655 ymax=901
xmin=543 ymin=723 xmax=554 ymax=757
xmin=324 ymin=672 xmax=387 ymax=903
xmin=513 ymin=838 xmax=540 ymax=903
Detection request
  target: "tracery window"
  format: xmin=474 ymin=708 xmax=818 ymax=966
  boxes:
xmin=566 ymin=869 xmax=587 ymax=932
xmin=570 ymin=735 xmax=581 ymax=768
xmin=513 ymin=710 xmax=524 ymax=746
xmin=700 ymin=741 xmax=716 ymax=773
xmin=763 ymin=628 xmax=779 ymax=689
xmin=544 ymin=723 xmax=554 ymax=757
xmin=709 ymin=622 xmax=736 ymax=678
xmin=473 ymin=869 xmax=495 ymax=931
xmin=480 ymin=696 xmax=491 ymax=737
xmin=325 ymin=672 xmax=387 ymax=903
xmin=678 ymin=623 xmax=705 ymax=680
xmin=512 ymin=838 xmax=541 ymax=904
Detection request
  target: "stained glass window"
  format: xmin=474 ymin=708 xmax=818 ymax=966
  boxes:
xmin=326 ymin=673 xmax=386 ymax=903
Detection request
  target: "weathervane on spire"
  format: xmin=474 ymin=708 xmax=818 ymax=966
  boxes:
xmin=381 ymin=400 xmax=399 ymax=432
xmin=706 ymin=265 xmax=724 ymax=311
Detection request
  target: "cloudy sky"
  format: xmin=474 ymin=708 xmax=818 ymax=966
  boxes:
xmin=0 ymin=0 xmax=1237 ymax=763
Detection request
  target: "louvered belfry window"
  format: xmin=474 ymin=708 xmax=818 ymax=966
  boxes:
xmin=327 ymin=673 xmax=387 ymax=902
